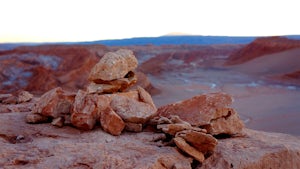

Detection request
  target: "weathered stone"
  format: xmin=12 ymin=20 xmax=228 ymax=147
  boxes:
xmin=51 ymin=117 xmax=64 ymax=127
xmin=200 ymin=128 xmax=300 ymax=169
xmin=203 ymin=108 xmax=244 ymax=135
xmin=71 ymin=113 xmax=96 ymax=130
xmin=71 ymin=90 xmax=99 ymax=130
xmin=137 ymin=86 xmax=156 ymax=109
xmin=88 ymin=49 xmax=138 ymax=81
xmin=17 ymin=91 xmax=33 ymax=103
xmin=100 ymin=107 xmax=125 ymax=136
xmin=157 ymin=93 xmax=244 ymax=135
xmin=154 ymin=115 xmax=207 ymax=136
xmin=176 ymin=130 xmax=218 ymax=155
xmin=2 ymin=112 xmax=193 ymax=168
xmin=87 ymin=75 xmax=137 ymax=94
xmin=157 ymin=123 xmax=192 ymax=136
xmin=2 ymin=96 xmax=17 ymax=104
xmin=174 ymin=137 xmax=205 ymax=163
xmin=111 ymin=95 xmax=157 ymax=124
xmin=87 ymin=83 xmax=120 ymax=94
xmin=31 ymin=87 xmax=75 ymax=119
xmin=157 ymin=93 xmax=232 ymax=126
xmin=125 ymin=122 xmax=143 ymax=132
xmin=0 ymin=94 xmax=13 ymax=103
xmin=26 ymin=113 xmax=49 ymax=123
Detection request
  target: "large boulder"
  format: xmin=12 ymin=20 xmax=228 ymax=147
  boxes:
xmin=156 ymin=93 xmax=244 ymax=135
xmin=88 ymin=49 xmax=138 ymax=81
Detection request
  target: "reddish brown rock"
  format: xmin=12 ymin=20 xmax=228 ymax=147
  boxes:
xmin=71 ymin=90 xmax=99 ymax=130
xmin=203 ymin=108 xmax=244 ymax=135
xmin=87 ymin=75 xmax=137 ymax=94
xmin=174 ymin=137 xmax=205 ymax=163
xmin=26 ymin=113 xmax=48 ymax=123
xmin=125 ymin=122 xmax=143 ymax=132
xmin=1 ymin=112 xmax=193 ymax=168
xmin=17 ymin=91 xmax=33 ymax=103
xmin=157 ymin=123 xmax=192 ymax=136
xmin=31 ymin=87 xmax=75 ymax=119
xmin=200 ymin=129 xmax=300 ymax=169
xmin=100 ymin=107 xmax=125 ymax=136
xmin=88 ymin=49 xmax=138 ymax=81
xmin=156 ymin=93 xmax=244 ymax=135
xmin=87 ymin=83 xmax=120 ymax=94
xmin=137 ymin=86 xmax=156 ymax=109
xmin=176 ymin=130 xmax=218 ymax=155
xmin=157 ymin=93 xmax=232 ymax=126
xmin=2 ymin=95 xmax=17 ymax=104
xmin=111 ymin=95 xmax=157 ymax=124
xmin=0 ymin=94 xmax=13 ymax=103
xmin=51 ymin=117 xmax=64 ymax=127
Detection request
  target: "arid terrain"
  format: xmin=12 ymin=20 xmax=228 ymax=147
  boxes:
xmin=1 ymin=36 xmax=300 ymax=168
xmin=1 ymin=36 xmax=299 ymax=135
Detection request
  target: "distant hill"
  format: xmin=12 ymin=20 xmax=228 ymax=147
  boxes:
xmin=82 ymin=36 xmax=257 ymax=46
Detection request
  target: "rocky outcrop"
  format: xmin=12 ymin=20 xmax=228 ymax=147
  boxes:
xmin=156 ymin=92 xmax=244 ymax=135
xmin=200 ymin=129 xmax=300 ymax=169
xmin=1 ymin=111 xmax=300 ymax=168
xmin=0 ymin=112 xmax=194 ymax=169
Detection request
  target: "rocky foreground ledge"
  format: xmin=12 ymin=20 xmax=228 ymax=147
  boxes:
xmin=0 ymin=111 xmax=300 ymax=169
xmin=1 ymin=49 xmax=300 ymax=168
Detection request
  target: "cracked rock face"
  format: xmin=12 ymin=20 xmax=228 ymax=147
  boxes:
xmin=156 ymin=92 xmax=244 ymax=135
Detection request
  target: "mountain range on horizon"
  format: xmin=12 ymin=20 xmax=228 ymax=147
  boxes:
xmin=1 ymin=35 xmax=300 ymax=48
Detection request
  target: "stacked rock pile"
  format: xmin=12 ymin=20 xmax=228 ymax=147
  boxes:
xmin=26 ymin=49 xmax=245 ymax=164
xmin=26 ymin=49 xmax=157 ymax=135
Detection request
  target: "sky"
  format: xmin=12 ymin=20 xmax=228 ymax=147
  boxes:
xmin=0 ymin=0 xmax=299 ymax=43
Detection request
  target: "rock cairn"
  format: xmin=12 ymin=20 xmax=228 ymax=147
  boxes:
xmin=26 ymin=49 xmax=157 ymax=135
xmin=26 ymin=49 xmax=245 ymax=165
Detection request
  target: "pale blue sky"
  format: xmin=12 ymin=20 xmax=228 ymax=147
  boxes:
xmin=0 ymin=0 xmax=299 ymax=42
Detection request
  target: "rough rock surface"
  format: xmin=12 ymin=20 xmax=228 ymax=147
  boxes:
xmin=0 ymin=112 xmax=193 ymax=169
xmin=88 ymin=49 xmax=138 ymax=81
xmin=100 ymin=107 xmax=125 ymax=136
xmin=157 ymin=93 xmax=244 ymax=135
xmin=30 ymin=87 xmax=75 ymax=119
xmin=174 ymin=136 xmax=205 ymax=163
xmin=17 ymin=91 xmax=33 ymax=103
xmin=200 ymin=129 xmax=300 ymax=169
xmin=71 ymin=90 xmax=99 ymax=130
xmin=111 ymin=95 xmax=157 ymax=124
xmin=176 ymin=130 xmax=218 ymax=155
